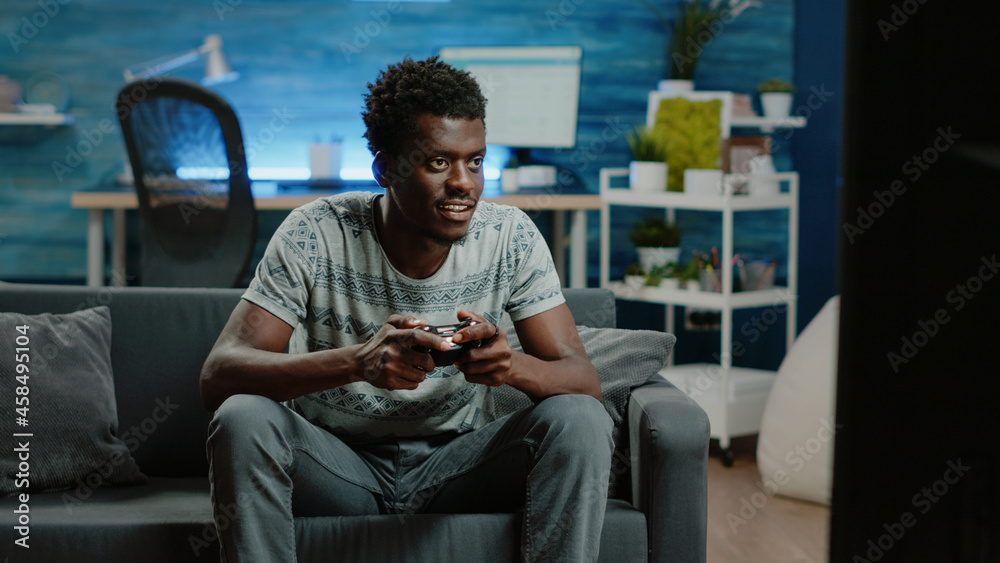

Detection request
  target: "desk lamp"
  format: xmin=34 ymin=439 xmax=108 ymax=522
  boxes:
xmin=116 ymin=35 xmax=238 ymax=184
xmin=122 ymin=34 xmax=239 ymax=85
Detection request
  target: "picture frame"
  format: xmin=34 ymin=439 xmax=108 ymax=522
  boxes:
xmin=723 ymin=136 xmax=771 ymax=174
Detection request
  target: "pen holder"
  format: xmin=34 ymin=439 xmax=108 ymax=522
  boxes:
xmin=309 ymin=141 xmax=342 ymax=180
xmin=699 ymin=268 xmax=721 ymax=293
xmin=741 ymin=260 xmax=776 ymax=291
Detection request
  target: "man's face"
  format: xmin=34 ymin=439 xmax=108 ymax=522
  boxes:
xmin=378 ymin=114 xmax=486 ymax=246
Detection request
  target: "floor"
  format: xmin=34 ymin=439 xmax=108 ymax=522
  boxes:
xmin=706 ymin=437 xmax=830 ymax=563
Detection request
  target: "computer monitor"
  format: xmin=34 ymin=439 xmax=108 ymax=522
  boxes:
xmin=437 ymin=46 xmax=582 ymax=151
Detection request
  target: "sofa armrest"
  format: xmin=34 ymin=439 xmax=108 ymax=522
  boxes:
xmin=628 ymin=378 xmax=709 ymax=563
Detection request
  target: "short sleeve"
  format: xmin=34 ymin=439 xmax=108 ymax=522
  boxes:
xmin=504 ymin=209 xmax=565 ymax=321
xmin=242 ymin=208 xmax=318 ymax=328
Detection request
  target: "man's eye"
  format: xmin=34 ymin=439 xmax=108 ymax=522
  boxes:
xmin=469 ymin=157 xmax=484 ymax=169
xmin=428 ymin=158 xmax=448 ymax=170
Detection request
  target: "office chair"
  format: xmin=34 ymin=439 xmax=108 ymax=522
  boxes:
xmin=116 ymin=78 xmax=257 ymax=287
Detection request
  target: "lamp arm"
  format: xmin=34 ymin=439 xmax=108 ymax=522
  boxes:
xmin=123 ymin=47 xmax=204 ymax=82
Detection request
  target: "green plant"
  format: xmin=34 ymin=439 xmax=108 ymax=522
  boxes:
xmin=627 ymin=215 xmax=681 ymax=248
xmin=627 ymin=125 xmax=669 ymax=162
xmin=625 ymin=262 xmax=646 ymax=276
xmin=645 ymin=262 xmax=678 ymax=286
xmin=675 ymin=251 xmax=712 ymax=288
xmin=639 ymin=0 xmax=762 ymax=81
xmin=757 ymin=79 xmax=794 ymax=93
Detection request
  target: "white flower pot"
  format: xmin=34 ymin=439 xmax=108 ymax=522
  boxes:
xmin=625 ymin=275 xmax=646 ymax=291
xmin=683 ymin=168 xmax=724 ymax=196
xmin=657 ymin=79 xmax=694 ymax=95
xmin=629 ymin=161 xmax=668 ymax=192
xmin=636 ymin=246 xmax=680 ymax=273
xmin=760 ymin=92 xmax=793 ymax=119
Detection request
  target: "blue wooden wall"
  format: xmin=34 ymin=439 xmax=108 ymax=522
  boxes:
xmin=0 ymin=0 xmax=795 ymax=284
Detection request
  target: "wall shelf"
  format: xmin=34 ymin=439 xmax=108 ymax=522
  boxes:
xmin=0 ymin=112 xmax=75 ymax=126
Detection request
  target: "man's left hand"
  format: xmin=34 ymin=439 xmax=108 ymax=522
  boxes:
xmin=451 ymin=310 xmax=512 ymax=386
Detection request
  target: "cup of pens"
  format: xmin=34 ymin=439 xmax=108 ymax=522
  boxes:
xmin=738 ymin=259 xmax=776 ymax=291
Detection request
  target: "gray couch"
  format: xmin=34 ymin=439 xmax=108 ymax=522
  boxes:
xmin=0 ymin=283 xmax=708 ymax=563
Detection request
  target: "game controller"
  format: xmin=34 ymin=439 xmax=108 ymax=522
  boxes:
xmin=412 ymin=318 xmax=483 ymax=366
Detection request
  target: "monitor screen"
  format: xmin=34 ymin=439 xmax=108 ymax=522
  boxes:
xmin=438 ymin=46 xmax=582 ymax=150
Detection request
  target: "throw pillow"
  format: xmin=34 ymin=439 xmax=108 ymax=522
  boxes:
xmin=486 ymin=319 xmax=675 ymax=453
xmin=0 ymin=306 xmax=147 ymax=496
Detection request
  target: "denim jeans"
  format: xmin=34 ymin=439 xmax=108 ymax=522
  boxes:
xmin=207 ymin=393 xmax=614 ymax=563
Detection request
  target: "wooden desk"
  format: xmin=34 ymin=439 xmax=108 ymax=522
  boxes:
xmin=71 ymin=182 xmax=599 ymax=288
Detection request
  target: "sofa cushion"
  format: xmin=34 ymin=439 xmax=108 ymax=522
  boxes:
xmin=0 ymin=306 xmax=146 ymax=496
xmin=0 ymin=476 xmax=217 ymax=562
xmin=487 ymin=321 xmax=675 ymax=497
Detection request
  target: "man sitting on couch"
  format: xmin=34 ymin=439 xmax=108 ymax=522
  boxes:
xmin=199 ymin=56 xmax=614 ymax=563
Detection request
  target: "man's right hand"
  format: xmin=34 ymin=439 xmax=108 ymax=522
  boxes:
xmin=353 ymin=314 xmax=451 ymax=390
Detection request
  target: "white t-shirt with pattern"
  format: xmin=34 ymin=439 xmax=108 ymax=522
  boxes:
xmin=242 ymin=191 xmax=564 ymax=441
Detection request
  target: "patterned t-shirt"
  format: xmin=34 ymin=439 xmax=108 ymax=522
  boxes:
xmin=242 ymin=191 xmax=564 ymax=441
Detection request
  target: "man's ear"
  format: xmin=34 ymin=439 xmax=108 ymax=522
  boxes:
xmin=372 ymin=151 xmax=392 ymax=188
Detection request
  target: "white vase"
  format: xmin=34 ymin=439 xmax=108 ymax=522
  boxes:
xmin=747 ymin=155 xmax=780 ymax=197
xmin=760 ymin=92 xmax=793 ymax=119
xmin=629 ymin=161 xmax=668 ymax=192
xmin=625 ymin=275 xmax=646 ymax=291
xmin=683 ymin=168 xmax=724 ymax=196
xmin=637 ymin=246 xmax=681 ymax=273
xmin=657 ymin=79 xmax=694 ymax=95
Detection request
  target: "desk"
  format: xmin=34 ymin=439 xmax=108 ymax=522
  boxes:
xmin=71 ymin=182 xmax=600 ymax=289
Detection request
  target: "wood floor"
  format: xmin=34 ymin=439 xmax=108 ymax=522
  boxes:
xmin=706 ymin=437 xmax=830 ymax=563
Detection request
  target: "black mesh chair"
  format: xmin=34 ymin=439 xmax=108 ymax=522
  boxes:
xmin=116 ymin=78 xmax=257 ymax=287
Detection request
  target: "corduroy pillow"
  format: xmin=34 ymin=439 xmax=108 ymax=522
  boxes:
xmin=0 ymin=306 xmax=147 ymax=496
xmin=485 ymin=320 xmax=675 ymax=496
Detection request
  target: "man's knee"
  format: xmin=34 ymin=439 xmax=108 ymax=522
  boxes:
xmin=212 ymin=394 xmax=282 ymax=430
xmin=532 ymin=394 xmax=613 ymax=452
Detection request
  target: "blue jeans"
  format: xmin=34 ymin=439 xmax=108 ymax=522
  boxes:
xmin=207 ymin=393 xmax=614 ymax=562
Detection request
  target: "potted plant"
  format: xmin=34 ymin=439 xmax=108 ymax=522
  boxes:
xmin=627 ymin=125 xmax=669 ymax=192
xmin=676 ymin=251 xmax=706 ymax=290
xmin=640 ymin=0 xmax=762 ymax=91
xmin=624 ymin=262 xmax=646 ymax=290
xmin=757 ymin=79 xmax=794 ymax=119
xmin=627 ymin=215 xmax=682 ymax=272
xmin=647 ymin=262 xmax=679 ymax=289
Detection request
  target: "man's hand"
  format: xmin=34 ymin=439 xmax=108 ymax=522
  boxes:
xmin=354 ymin=314 xmax=453 ymax=390
xmin=451 ymin=310 xmax=513 ymax=387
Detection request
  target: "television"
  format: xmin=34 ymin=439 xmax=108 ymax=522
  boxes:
xmin=437 ymin=46 xmax=582 ymax=151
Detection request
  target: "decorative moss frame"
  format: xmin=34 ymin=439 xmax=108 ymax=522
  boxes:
xmin=645 ymin=90 xmax=732 ymax=192
xmin=652 ymin=97 xmax=721 ymax=191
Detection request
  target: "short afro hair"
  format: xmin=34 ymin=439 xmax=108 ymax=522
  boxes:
xmin=362 ymin=56 xmax=487 ymax=157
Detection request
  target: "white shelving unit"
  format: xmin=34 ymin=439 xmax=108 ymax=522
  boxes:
xmin=599 ymin=167 xmax=799 ymax=465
